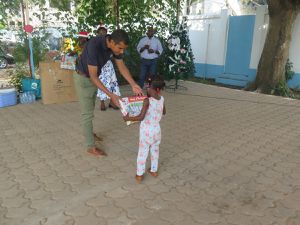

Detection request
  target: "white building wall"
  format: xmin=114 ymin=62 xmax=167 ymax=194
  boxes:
xmin=188 ymin=9 xmax=229 ymax=66
xmin=187 ymin=4 xmax=300 ymax=87
xmin=289 ymin=14 xmax=300 ymax=73
xmin=249 ymin=5 xmax=268 ymax=69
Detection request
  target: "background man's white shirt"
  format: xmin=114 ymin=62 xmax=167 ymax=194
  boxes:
xmin=137 ymin=36 xmax=163 ymax=60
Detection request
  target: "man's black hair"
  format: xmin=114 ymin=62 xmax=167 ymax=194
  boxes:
xmin=97 ymin=27 xmax=107 ymax=34
xmin=109 ymin=29 xmax=129 ymax=45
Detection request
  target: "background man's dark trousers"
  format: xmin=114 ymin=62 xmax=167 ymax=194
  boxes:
xmin=138 ymin=58 xmax=158 ymax=88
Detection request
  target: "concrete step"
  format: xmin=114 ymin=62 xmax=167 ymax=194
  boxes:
xmin=216 ymin=74 xmax=250 ymax=87
xmin=215 ymin=77 xmax=248 ymax=87
xmin=218 ymin=73 xmax=250 ymax=81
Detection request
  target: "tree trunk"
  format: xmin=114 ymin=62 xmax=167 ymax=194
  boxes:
xmin=254 ymin=0 xmax=298 ymax=93
xmin=177 ymin=0 xmax=180 ymax=21
xmin=114 ymin=0 xmax=120 ymax=29
xmin=186 ymin=0 xmax=190 ymax=15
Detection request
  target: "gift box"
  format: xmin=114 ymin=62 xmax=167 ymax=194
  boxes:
xmin=119 ymin=96 xmax=147 ymax=125
xmin=60 ymin=54 xmax=76 ymax=70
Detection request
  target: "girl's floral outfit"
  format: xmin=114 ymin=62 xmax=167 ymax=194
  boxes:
xmin=137 ymin=96 xmax=164 ymax=176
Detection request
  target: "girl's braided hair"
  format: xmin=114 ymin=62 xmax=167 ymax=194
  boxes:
xmin=150 ymin=76 xmax=165 ymax=90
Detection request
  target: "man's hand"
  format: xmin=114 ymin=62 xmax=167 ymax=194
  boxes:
xmin=109 ymin=93 xmax=121 ymax=108
xmin=140 ymin=45 xmax=149 ymax=53
xmin=148 ymin=48 xmax=154 ymax=54
xmin=114 ymin=59 xmax=143 ymax=96
xmin=131 ymin=83 xmax=143 ymax=96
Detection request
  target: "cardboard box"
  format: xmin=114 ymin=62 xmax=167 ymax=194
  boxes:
xmin=39 ymin=61 xmax=77 ymax=104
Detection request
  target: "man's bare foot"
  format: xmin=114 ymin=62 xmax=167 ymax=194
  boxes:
xmin=87 ymin=147 xmax=107 ymax=156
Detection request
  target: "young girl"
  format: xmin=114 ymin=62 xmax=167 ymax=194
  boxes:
xmin=123 ymin=78 xmax=166 ymax=182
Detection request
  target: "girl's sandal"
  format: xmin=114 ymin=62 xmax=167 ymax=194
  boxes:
xmin=147 ymin=168 xmax=158 ymax=177
xmin=135 ymin=175 xmax=143 ymax=182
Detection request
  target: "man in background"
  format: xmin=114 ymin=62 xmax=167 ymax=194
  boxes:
xmin=137 ymin=26 xmax=163 ymax=88
xmin=96 ymin=23 xmax=108 ymax=36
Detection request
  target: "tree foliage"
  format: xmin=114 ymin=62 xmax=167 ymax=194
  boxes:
xmin=74 ymin=0 xmax=177 ymax=35
xmin=74 ymin=0 xmax=178 ymax=79
xmin=13 ymin=30 xmax=49 ymax=67
xmin=1 ymin=0 xmax=180 ymax=80
xmin=0 ymin=0 xmax=22 ymax=25
xmin=0 ymin=0 xmax=74 ymax=26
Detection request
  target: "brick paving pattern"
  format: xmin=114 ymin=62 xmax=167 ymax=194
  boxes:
xmin=0 ymin=81 xmax=300 ymax=225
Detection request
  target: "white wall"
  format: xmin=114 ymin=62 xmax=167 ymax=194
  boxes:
xmin=187 ymin=0 xmax=244 ymax=16
xmin=188 ymin=5 xmax=300 ymax=80
xmin=249 ymin=5 xmax=268 ymax=69
xmin=188 ymin=9 xmax=229 ymax=65
xmin=289 ymin=14 xmax=300 ymax=73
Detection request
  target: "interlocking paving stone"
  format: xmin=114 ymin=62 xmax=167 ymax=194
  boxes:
xmin=1 ymin=82 xmax=300 ymax=225
xmin=191 ymin=208 xmax=222 ymax=224
xmin=113 ymin=196 xmax=141 ymax=209
xmin=106 ymin=212 xmax=133 ymax=225
xmin=126 ymin=205 xmax=155 ymax=220
xmin=131 ymin=187 xmax=157 ymax=201
xmin=286 ymin=211 xmax=300 ymax=225
xmin=157 ymin=205 xmax=187 ymax=223
xmin=1 ymin=194 xmax=29 ymax=208
xmin=95 ymin=203 xmax=124 ymax=219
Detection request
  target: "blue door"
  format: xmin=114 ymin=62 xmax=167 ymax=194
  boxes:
xmin=225 ymin=16 xmax=255 ymax=76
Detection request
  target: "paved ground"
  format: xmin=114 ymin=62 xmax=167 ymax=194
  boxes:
xmin=0 ymin=81 xmax=300 ymax=225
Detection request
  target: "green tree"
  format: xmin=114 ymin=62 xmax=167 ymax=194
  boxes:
xmin=253 ymin=0 xmax=300 ymax=93
xmin=0 ymin=0 xmax=74 ymax=25
xmin=74 ymin=0 xmax=177 ymax=79
xmin=13 ymin=29 xmax=49 ymax=67
xmin=75 ymin=0 xmax=177 ymax=35
xmin=0 ymin=0 xmax=22 ymax=25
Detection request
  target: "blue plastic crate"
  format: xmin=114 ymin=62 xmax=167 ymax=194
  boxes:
xmin=0 ymin=88 xmax=17 ymax=108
